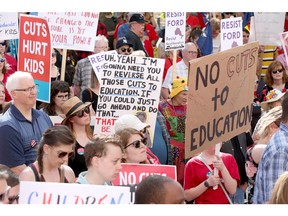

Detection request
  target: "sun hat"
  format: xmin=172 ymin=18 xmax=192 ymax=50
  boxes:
xmin=114 ymin=114 xmax=150 ymax=133
xmin=170 ymin=77 xmax=188 ymax=99
xmin=61 ymin=96 xmax=91 ymax=124
xmin=261 ymin=89 xmax=285 ymax=111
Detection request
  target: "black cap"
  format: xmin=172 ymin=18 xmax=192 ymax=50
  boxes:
xmin=116 ymin=37 xmax=133 ymax=49
xmin=129 ymin=13 xmax=145 ymax=23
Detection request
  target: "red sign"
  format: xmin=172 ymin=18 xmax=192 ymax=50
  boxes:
xmin=18 ymin=14 xmax=51 ymax=82
xmin=112 ymin=163 xmax=176 ymax=185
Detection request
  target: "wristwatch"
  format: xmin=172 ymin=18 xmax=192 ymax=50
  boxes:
xmin=204 ymin=180 xmax=210 ymax=188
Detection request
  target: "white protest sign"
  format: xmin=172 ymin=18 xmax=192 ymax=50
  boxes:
xmin=19 ymin=181 xmax=130 ymax=204
xmin=279 ymin=31 xmax=288 ymax=68
xmin=221 ymin=17 xmax=243 ymax=51
xmin=90 ymin=54 xmax=164 ymax=141
xmin=165 ymin=12 xmax=186 ymax=51
xmin=0 ymin=12 xmax=19 ymax=40
xmin=253 ymin=12 xmax=285 ymax=46
xmin=38 ymin=12 xmax=99 ymax=51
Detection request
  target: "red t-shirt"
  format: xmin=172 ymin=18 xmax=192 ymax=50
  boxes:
xmin=184 ymin=153 xmax=240 ymax=204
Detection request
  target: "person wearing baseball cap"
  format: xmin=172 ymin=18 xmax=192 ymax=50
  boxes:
xmin=116 ymin=37 xmax=133 ymax=55
xmin=124 ymin=13 xmax=149 ymax=57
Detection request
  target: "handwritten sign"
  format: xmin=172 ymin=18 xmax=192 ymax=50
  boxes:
xmin=165 ymin=12 xmax=186 ymax=51
xmin=112 ymin=163 xmax=176 ymax=204
xmin=89 ymin=54 xmax=164 ymax=138
xmin=253 ymin=12 xmax=285 ymax=46
xmin=18 ymin=14 xmax=51 ymax=103
xmin=19 ymin=181 xmax=130 ymax=204
xmin=279 ymin=31 xmax=288 ymax=68
xmin=0 ymin=12 xmax=19 ymax=40
xmin=185 ymin=42 xmax=259 ymax=158
xmin=38 ymin=12 xmax=99 ymax=51
xmin=220 ymin=17 xmax=243 ymax=51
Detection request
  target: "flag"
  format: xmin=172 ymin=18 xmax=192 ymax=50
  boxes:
xmin=197 ymin=14 xmax=212 ymax=56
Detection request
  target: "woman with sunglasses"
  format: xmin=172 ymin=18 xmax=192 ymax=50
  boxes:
xmin=116 ymin=128 xmax=153 ymax=164
xmin=19 ymin=125 xmax=76 ymax=183
xmin=0 ymin=52 xmax=12 ymax=102
xmin=256 ymin=61 xmax=288 ymax=103
xmin=61 ymin=96 xmax=93 ymax=177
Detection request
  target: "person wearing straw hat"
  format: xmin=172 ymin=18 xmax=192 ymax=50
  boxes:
xmin=260 ymin=89 xmax=286 ymax=113
xmin=61 ymin=96 xmax=93 ymax=178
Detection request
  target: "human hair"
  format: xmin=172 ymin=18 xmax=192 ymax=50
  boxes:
xmin=257 ymin=106 xmax=282 ymax=138
xmin=211 ymin=18 xmax=221 ymax=31
xmin=0 ymin=164 xmax=19 ymax=187
xmin=63 ymin=116 xmax=93 ymax=140
xmin=135 ymin=175 xmax=175 ymax=204
xmin=5 ymin=71 xmax=33 ymax=97
xmin=84 ymin=134 xmax=123 ymax=167
xmin=37 ymin=125 xmax=76 ymax=174
xmin=188 ymin=27 xmax=202 ymax=42
xmin=40 ymin=80 xmax=70 ymax=115
xmin=269 ymin=171 xmax=288 ymax=204
xmin=264 ymin=61 xmax=288 ymax=87
xmin=0 ymin=170 xmax=8 ymax=181
xmin=116 ymin=128 xmax=144 ymax=163
xmin=0 ymin=53 xmax=7 ymax=75
xmin=243 ymin=28 xmax=250 ymax=35
xmin=95 ymin=35 xmax=109 ymax=45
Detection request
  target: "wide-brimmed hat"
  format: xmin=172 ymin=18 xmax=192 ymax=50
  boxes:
xmin=114 ymin=114 xmax=150 ymax=133
xmin=61 ymin=96 xmax=91 ymax=124
xmin=170 ymin=77 xmax=188 ymax=98
xmin=261 ymin=89 xmax=285 ymax=111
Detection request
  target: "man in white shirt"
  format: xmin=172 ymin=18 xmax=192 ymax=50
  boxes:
xmin=161 ymin=42 xmax=199 ymax=99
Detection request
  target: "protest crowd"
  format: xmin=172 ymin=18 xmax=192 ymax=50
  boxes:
xmin=1 ymin=11 xmax=288 ymax=205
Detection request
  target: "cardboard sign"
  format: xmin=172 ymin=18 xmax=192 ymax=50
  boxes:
xmin=38 ymin=12 xmax=99 ymax=51
xmin=19 ymin=181 xmax=130 ymax=204
xmin=185 ymin=42 xmax=259 ymax=158
xmin=220 ymin=17 xmax=243 ymax=51
xmin=253 ymin=12 xmax=285 ymax=46
xmin=18 ymin=14 xmax=51 ymax=103
xmin=165 ymin=12 xmax=186 ymax=51
xmin=90 ymin=54 xmax=164 ymax=142
xmin=0 ymin=12 xmax=19 ymax=40
xmin=112 ymin=163 xmax=176 ymax=204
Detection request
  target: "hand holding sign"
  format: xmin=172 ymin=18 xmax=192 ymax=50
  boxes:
xmin=212 ymin=143 xmax=221 ymax=190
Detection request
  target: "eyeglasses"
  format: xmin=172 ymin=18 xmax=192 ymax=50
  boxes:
xmin=0 ymin=41 xmax=6 ymax=46
xmin=8 ymin=195 xmax=19 ymax=204
xmin=125 ymin=137 xmax=147 ymax=149
xmin=13 ymin=84 xmax=39 ymax=93
xmin=120 ymin=47 xmax=132 ymax=53
xmin=0 ymin=186 xmax=11 ymax=202
xmin=271 ymin=69 xmax=284 ymax=74
xmin=95 ymin=46 xmax=109 ymax=51
xmin=57 ymin=151 xmax=74 ymax=158
xmin=224 ymin=12 xmax=234 ymax=15
xmin=56 ymin=94 xmax=69 ymax=99
xmin=0 ymin=58 xmax=5 ymax=63
xmin=188 ymin=51 xmax=198 ymax=55
xmin=72 ymin=106 xmax=90 ymax=118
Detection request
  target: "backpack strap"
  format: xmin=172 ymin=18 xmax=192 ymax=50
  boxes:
xmin=197 ymin=155 xmax=233 ymax=204
xmin=59 ymin=166 xmax=65 ymax=183
xmin=29 ymin=163 xmax=41 ymax=182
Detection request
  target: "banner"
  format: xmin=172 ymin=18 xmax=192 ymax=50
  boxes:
xmin=38 ymin=12 xmax=99 ymax=51
xmin=165 ymin=12 xmax=186 ymax=51
xmin=89 ymin=54 xmax=164 ymax=143
xmin=185 ymin=42 xmax=259 ymax=158
xmin=19 ymin=181 xmax=130 ymax=204
xmin=220 ymin=17 xmax=243 ymax=51
xmin=18 ymin=14 xmax=51 ymax=103
xmin=0 ymin=12 xmax=19 ymax=40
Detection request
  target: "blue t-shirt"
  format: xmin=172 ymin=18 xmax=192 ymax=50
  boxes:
xmin=0 ymin=104 xmax=53 ymax=167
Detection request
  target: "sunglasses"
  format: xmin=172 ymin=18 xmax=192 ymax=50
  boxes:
xmin=125 ymin=137 xmax=147 ymax=149
xmin=0 ymin=57 xmax=5 ymax=63
xmin=57 ymin=151 xmax=74 ymax=158
xmin=8 ymin=195 xmax=19 ymax=204
xmin=73 ymin=106 xmax=90 ymax=118
xmin=271 ymin=69 xmax=284 ymax=74
xmin=0 ymin=41 xmax=6 ymax=46
xmin=120 ymin=47 xmax=132 ymax=53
